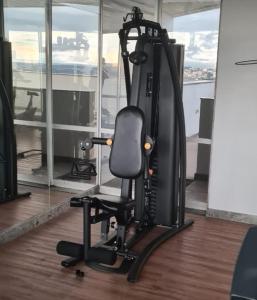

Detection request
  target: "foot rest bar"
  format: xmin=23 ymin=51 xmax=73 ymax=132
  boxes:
xmin=57 ymin=241 xmax=84 ymax=258
xmin=57 ymin=241 xmax=117 ymax=266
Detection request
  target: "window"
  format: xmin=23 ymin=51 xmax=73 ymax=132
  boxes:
xmin=162 ymin=4 xmax=220 ymax=82
xmin=52 ymin=1 xmax=99 ymax=187
xmin=161 ymin=1 xmax=220 ymax=183
xmin=100 ymin=0 xmax=156 ymax=190
xmin=4 ymin=2 xmax=48 ymax=183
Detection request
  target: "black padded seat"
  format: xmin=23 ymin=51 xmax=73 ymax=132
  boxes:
xmin=89 ymin=194 xmax=134 ymax=208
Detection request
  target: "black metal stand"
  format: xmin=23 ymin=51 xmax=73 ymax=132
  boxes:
xmin=0 ymin=42 xmax=31 ymax=203
xmin=85 ymin=220 xmax=194 ymax=282
xmin=57 ymin=195 xmax=193 ymax=282
xmin=69 ymin=159 xmax=97 ymax=180
xmin=0 ymin=6 xmax=31 ymax=203
xmin=127 ymin=220 xmax=194 ymax=282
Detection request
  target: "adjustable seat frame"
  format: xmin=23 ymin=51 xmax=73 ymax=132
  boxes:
xmin=56 ymin=7 xmax=193 ymax=282
xmin=59 ymin=187 xmax=192 ymax=282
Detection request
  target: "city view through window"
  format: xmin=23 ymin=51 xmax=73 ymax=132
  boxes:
xmin=6 ymin=7 xmax=220 ymax=83
xmin=168 ymin=9 xmax=220 ymax=82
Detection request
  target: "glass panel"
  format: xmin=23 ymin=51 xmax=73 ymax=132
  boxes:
xmin=52 ymin=0 xmax=99 ymax=187
xmin=0 ymin=1 xmax=98 ymax=233
xmin=16 ymin=125 xmax=47 ymax=181
xmin=101 ymin=31 xmax=119 ymax=129
xmin=101 ymin=0 xmax=156 ymax=131
xmin=162 ymin=7 xmax=220 ymax=82
xmin=162 ymin=0 xmax=220 ymax=180
xmin=4 ymin=1 xmax=48 ymax=184
xmin=4 ymin=4 xmax=46 ymax=122
xmin=53 ymin=129 xmax=96 ymax=185
xmin=52 ymin=0 xmax=99 ymax=127
xmin=100 ymin=0 xmax=156 ymax=188
xmin=14 ymin=88 xmax=46 ymax=122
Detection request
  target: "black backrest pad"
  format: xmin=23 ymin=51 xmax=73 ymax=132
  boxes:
xmin=109 ymin=106 xmax=144 ymax=179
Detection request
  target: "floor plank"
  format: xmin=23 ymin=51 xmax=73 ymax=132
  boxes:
xmin=0 ymin=211 xmax=250 ymax=300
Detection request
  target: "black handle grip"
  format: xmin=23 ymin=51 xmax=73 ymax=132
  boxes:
xmin=92 ymin=137 xmax=109 ymax=145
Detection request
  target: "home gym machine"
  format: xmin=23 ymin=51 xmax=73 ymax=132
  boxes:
xmin=0 ymin=3 xmax=31 ymax=203
xmin=231 ymin=226 xmax=257 ymax=299
xmin=56 ymin=7 xmax=193 ymax=282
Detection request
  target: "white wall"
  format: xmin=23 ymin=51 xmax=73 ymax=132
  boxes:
xmin=209 ymin=0 xmax=257 ymax=215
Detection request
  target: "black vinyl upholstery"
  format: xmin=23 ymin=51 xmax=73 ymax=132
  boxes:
xmin=231 ymin=226 xmax=257 ymax=299
xmin=109 ymin=106 xmax=144 ymax=179
xmin=89 ymin=194 xmax=135 ymax=208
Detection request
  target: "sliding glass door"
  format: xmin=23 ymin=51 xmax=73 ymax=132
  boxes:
xmin=52 ymin=0 xmax=99 ymax=189
xmin=4 ymin=0 xmax=99 ymax=190
xmin=161 ymin=1 xmax=220 ymax=181
xmin=4 ymin=1 xmax=48 ymax=184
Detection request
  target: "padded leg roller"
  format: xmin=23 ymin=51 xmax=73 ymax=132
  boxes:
xmin=57 ymin=241 xmax=84 ymax=258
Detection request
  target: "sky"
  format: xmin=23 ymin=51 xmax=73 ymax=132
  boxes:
xmin=4 ymin=6 xmax=220 ymax=68
xmin=169 ymin=9 xmax=220 ymax=67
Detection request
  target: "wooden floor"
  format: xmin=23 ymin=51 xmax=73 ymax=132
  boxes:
xmin=0 ymin=210 xmax=250 ymax=300
xmin=0 ymin=186 xmax=74 ymax=231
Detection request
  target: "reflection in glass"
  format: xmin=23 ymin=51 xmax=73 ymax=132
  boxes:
xmin=101 ymin=32 xmax=119 ymax=129
xmin=4 ymin=1 xmax=48 ymax=184
xmin=51 ymin=0 xmax=99 ymax=187
xmin=100 ymin=0 xmax=156 ymax=131
xmin=53 ymin=130 xmax=96 ymax=184
xmin=162 ymin=3 xmax=220 ymax=82
xmin=100 ymin=1 xmax=156 ymax=187
xmin=52 ymin=1 xmax=99 ymax=127
xmin=52 ymin=89 xmax=95 ymax=126
xmin=161 ymin=1 xmax=220 ymax=182
xmin=14 ymin=88 xmax=46 ymax=122
xmin=4 ymin=6 xmax=46 ymax=122
xmin=16 ymin=125 xmax=47 ymax=180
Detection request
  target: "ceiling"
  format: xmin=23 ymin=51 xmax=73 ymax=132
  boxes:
xmin=162 ymin=0 xmax=220 ymax=17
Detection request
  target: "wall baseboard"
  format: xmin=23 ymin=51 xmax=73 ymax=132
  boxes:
xmin=207 ymin=208 xmax=257 ymax=225
xmin=0 ymin=186 xmax=98 ymax=245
